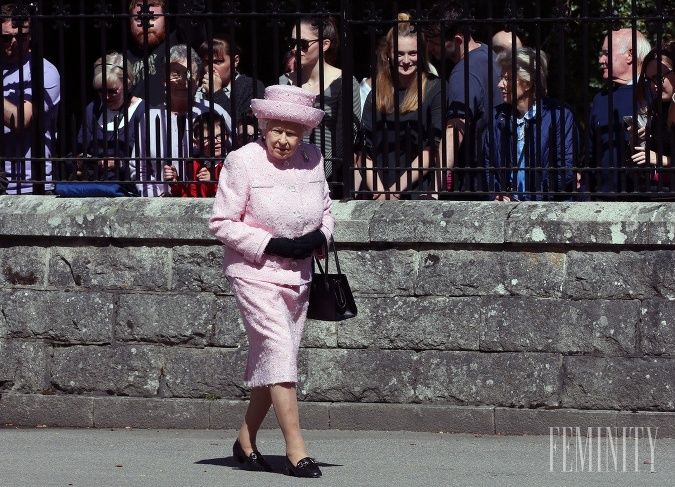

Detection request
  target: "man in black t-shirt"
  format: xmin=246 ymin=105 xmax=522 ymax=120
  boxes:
xmin=426 ymin=1 xmax=501 ymax=198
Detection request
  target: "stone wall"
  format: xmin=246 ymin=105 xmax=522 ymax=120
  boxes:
xmin=1 ymin=197 xmax=675 ymax=435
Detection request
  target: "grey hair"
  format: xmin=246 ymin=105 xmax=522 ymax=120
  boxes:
xmin=169 ymin=44 xmax=201 ymax=80
xmin=497 ymin=46 xmax=549 ymax=95
xmin=612 ymin=28 xmax=652 ymax=65
xmin=92 ymin=52 xmax=135 ymax=90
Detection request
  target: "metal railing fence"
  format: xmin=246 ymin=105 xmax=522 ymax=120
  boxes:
xmin=1 ymin=0 xmax=674 ymax=200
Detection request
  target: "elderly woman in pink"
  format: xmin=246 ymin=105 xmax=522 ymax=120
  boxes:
xmin=209 ymin=85 xmax=332 ymax=479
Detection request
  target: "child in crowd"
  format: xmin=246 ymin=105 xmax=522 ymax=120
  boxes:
xmin=164 ymin=112 xmax=227 ymax=197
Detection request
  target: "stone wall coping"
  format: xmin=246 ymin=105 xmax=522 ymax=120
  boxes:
xmin=2 ymin=196 xmax=675 ymax=246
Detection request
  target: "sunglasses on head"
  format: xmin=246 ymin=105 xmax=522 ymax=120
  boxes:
xmin=285 ymin=37 xmax=319 ymax=53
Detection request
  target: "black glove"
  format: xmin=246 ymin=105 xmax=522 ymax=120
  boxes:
xmin=293 ymin=230 xmax=325 ymax=251
xmin=265 ymin=230 xmax=325 ymax=259
xmin=265 ymin=237 xmax=298 ymax=259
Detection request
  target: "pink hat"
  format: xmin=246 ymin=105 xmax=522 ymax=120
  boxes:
xmin=251 ymin=85 xmax=325 ymax=129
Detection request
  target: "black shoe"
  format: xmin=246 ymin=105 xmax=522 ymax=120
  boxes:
xmin=286 ymin=456 xmax=322 ymax=478
xmin=233 ymin=439 xmax=273 ymax=472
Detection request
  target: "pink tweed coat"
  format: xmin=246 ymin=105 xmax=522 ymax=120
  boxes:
xmin=209 ymin=139 xmax=334 ymax=285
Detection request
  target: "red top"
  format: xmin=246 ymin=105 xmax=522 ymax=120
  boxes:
xmin=170 ymin=160 xmax=223 ymax=197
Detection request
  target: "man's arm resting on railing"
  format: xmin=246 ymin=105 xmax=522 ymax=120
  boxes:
xmin=443 ymin=117 xmax=466 ymax=171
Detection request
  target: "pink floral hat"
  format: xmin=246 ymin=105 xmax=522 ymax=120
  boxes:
xmin=251 ymin=85 xmax=325 ymax=129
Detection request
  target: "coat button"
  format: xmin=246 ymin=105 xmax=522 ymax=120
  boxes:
xmin=291 ymin=261 xmax=298 ymax=268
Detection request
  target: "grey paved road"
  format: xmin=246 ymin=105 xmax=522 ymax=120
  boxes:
xmin=1 ymin=428 xmax=673 ymax=486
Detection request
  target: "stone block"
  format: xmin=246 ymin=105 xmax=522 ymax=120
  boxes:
xmin=481 ymin=298 xmax=638 ymax=354
xmin=297 ymin=402 xmax=332 ymax=430
xmin=641 ymin=299 xmax=675 ymax=356
xmin=370 ymin=201 xmax=509 ymax=244
xmin=0 ymin=196 xmax=115 ymax=238
xmin=171 ymin=245 xmax=231 ymax=293
xmin=303 ymin=320 xmax=338 ymax=348
xmin=162 ymin=347 xmax=247 ymax=399
xmin=330 ymin=200 xmax=379 ymax=243
xmin=615 ymin=411 xmax=675 ymax=438
xmin=212 ymin=295 xmax=246 ymax=347
xmin=209 ymin=400 xmax=283 ymax=430
xmin=0 ymin=340 xmax=47 ymax=393
xmin=562 ymin=356 xmax=675 ymax=410
xmin=494 ymin=407 xmax=619 ymax=436
xmin=92 ymin=396 xmax=210 ymax=428
xmin=0 ymin=394 xmax=93 ymax=427
xmin=48 ymin=246 xmax=170 ymax=290
xmin=2 ymin=290 xmax=113 ymax=343
xmin=648 ymin=204 xmax=675 ymax=245
xmin=506 ymin=202 xmax=657 ymax=245
xmin=564 ymin=250 xmax=675 ymax=300
xmin=116 ymin=292 xmax=215 ymax=346
xmin=336 ymin=249 xmax=416 ymax=295
xmin=298 ymin=349 xmax=417 ymax=403
xmin=328 ymin=403 xmax=495 ymax=434
xmin=51 ymin=345 xmax=164 ymax=396
xmin=208 ymin=399 xmax=253 ymax=429
xmin=415 ymin=351 xmax=561 ymax=407
xmin=0 ymin=246 xmax=46 ymax=287
xmin=418 ymin=250 xmax=566 ymax=297
xmin=0 ymin=309 xmax=6 ymax=338
xmin=109 ymin=198 xmax=213 ymax=240
xmin=338 ymin=296 xmax=480 ymax=350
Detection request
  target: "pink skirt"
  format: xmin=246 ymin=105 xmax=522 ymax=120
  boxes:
xmin=228 ymin=277 xmax=310 ymax=388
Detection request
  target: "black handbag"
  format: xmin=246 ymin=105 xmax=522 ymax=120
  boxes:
xmin=307 ymin=236 xmax=357 ymax=321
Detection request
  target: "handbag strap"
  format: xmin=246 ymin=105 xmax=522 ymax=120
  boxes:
xmin=314 ymin=232 xmax=342 ymax=276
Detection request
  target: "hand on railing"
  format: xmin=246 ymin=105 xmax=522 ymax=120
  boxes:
xmin=196 ymin=165 xmax=212 ymax=181
xmin=163 ymin=164 xmax=178 ymax=182
xmin=631 ymin=147 xmax=670 ymax=167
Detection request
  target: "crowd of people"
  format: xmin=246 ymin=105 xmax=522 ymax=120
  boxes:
xmin=1 ymin=0 xmax=675 ymax=200
xmin=4 ymin=0 xmax=675 ymax=478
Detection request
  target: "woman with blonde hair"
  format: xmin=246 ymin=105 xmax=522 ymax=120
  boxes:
xmin=76 ymin=51 xmax=145 ymax=158
xmin=357 ymin=12 xmax=444 ymax=199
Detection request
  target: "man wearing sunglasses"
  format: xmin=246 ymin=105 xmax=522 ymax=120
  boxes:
xmin=1 ymin=3 xmax=60 ymax=194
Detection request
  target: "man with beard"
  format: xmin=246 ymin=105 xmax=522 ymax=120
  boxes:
xmin=1 ymin=3 xmax=60 ymax=194
xmin=126 ymin=0 xmax=205 ymax=107
xmin=426 ymin=1 xmax=502 ymax=199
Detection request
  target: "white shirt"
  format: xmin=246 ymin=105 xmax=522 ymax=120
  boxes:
xmin=130 ymin=99 xmax=232 ymax=196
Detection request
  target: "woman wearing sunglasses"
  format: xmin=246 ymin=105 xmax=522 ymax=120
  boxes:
xmin=632 ymin=43 xmax=675 ymax=193
xmin=279 ymin=16 xmax=361 ymax=199
xmin=75 ymin=52 xmax=145 ymax=164
xmin=65 ymin=52 xmax=145 ymax=186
